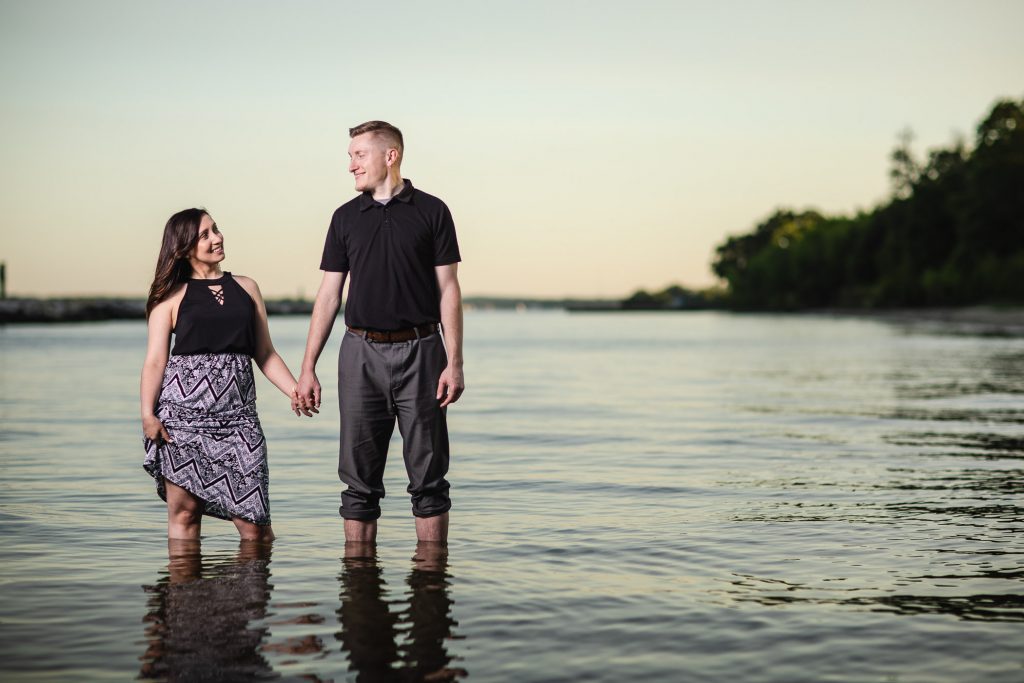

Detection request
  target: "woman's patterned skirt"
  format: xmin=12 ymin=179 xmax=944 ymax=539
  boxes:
xmin=143 ymin=353 xmax=271 ymax=526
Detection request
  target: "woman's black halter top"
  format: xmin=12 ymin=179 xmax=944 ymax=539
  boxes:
xmin=171 ymin=272 xmax=257 ymax=357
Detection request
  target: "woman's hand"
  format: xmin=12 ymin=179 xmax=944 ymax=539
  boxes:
xmin=291 ymin=387 xmax=318 ymax=417
xmin=143 ymin=415 xmax=173 ymax=444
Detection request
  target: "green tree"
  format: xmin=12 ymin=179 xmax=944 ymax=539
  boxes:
xmin=889 ymin=127 xmax=921 ymax=200
xmin=711 ymin=95 xmax=1024 ymax=309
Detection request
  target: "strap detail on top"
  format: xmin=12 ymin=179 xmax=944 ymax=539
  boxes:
xmin=208 ymin=285 xmax=225 ymax=305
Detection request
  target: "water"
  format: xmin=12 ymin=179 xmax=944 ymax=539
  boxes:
xmin=1 ymin=311 xmax=1022 ymax=682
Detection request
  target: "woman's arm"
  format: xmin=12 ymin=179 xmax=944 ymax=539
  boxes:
xmin=236 ymin=276 xmax=314 ymax=416
xmin=140 ymin=297 xmax=176 ymax=443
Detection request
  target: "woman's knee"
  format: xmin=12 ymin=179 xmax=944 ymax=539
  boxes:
xmin=165 ymin=482 xmax=203 ymax=522
xmin=168 ymin=505 xmax=202 ymax=526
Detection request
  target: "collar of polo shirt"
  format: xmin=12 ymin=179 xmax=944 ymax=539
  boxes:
xmin=358 ymin=178 xmax=416 ymax=211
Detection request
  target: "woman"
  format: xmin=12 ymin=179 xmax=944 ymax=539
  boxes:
xmin=141 ymin=208 xmax=311 ymax=541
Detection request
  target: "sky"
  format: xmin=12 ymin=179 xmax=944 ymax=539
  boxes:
xmin=1 ymin=0 xmax=1022 ymax=299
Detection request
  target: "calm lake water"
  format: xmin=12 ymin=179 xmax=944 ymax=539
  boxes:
xmin=1 ymin=311 xmax=1022 ymax=682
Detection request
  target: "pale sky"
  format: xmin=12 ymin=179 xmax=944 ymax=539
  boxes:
xmin=1 ymin=0 xmax=1022 ymax=298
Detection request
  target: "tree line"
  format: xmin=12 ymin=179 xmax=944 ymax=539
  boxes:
xmin=710 ymin=96 xmax=1024 ymax=309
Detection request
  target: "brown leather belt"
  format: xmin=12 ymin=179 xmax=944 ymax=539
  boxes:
xmin=347 ymin=323 xmax=439 ymax=343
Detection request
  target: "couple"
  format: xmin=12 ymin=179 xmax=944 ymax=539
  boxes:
xmin=140 ymin=121 xmax=464 ymax=546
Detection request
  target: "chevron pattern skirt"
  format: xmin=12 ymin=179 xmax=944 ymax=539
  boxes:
xmin=144 ymin=353 xmax=270 ymax=525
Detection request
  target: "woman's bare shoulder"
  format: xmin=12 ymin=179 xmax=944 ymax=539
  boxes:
xmin=233 ymin=274 xmax=262 ymax=298
xmin=149 ymin=284 xmax=188 ymax=328
xmin=152 ymin=284 xmax=186 ymax=310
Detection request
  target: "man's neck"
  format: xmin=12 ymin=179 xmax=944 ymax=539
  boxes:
xmin=371 ymin=173 xmax=405 ymax=201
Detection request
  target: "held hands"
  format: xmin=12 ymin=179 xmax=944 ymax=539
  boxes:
xmin=436 ymin=363 xmax=465 ymax=407
xmin=295 ymin=371 xmax=322 ymax=416
xmin=143 ymin=415 xmax=172 ymax=445
xmin=291 ymin=385 xmax=319 ymax=417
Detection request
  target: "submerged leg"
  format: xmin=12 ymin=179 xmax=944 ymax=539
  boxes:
xmin=166 ymin=538 xmax=202 ymax=583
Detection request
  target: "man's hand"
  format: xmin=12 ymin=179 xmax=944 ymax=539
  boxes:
xmin=436 ymin=364 xmax=465 ymax=407
xmin=291 ymin=386 xmax=318 ymax=417
xmin=297 ymin=371 xmax=322 ymax=412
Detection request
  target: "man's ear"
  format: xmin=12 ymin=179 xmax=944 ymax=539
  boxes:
xmin=386 ymin=148 xmax=399 ymax=167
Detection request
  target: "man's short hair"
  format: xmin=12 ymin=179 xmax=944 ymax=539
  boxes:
xmin=349 ymin=120 xmax=404 ymax=157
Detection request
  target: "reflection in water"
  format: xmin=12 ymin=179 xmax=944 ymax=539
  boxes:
xmin=726 ymin=573 xmax=1024 ymax=622
xmin=892 ymin=349 xmax=1024 ymax=400
xmin=337 ymin=542 xmax=399 ymax=680
xmin=401 ymin=544 xmax=464 ymax=678
xmin=723 ymin=340 xmax=1024 ymax=627
xmin=886 ymin=407 xmax=1024 ymax=425
xmin=139 ymin=540 xmax=274 ymax=681
xmin=722 ymin=447 xmax=1024 ymax=622
xmin=337 ymin=542 xmax=466 ymax=682
xmin=885 ymin=432 xmax=1024 ymax=459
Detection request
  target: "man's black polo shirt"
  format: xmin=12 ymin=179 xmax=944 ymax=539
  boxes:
xmin=320 ymin=179 xmax=461 ymax=331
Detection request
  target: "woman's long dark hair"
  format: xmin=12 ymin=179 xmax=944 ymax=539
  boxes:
xmin=146 ymin=208 xmax=208 ymax=318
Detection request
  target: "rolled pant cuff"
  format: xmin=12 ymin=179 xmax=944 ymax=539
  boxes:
xmin=338 ymin=506 xmax=382 ymax=521
xmin=411 ymin=501 xmax=452 ymax=519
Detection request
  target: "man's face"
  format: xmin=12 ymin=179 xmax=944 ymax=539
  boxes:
xmin=348 ymin=133 xmax=391 ymax=193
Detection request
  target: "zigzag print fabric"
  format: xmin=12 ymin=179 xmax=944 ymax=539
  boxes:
xmin=144 ymin=353 xmax=270 ymax=525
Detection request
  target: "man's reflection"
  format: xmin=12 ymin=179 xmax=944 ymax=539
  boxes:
xmin=337 ymin=542 xmax=466 ymax=682
xmin=400 ymin=543 xmax=463 ymax=679
xmin=140 ymin=539 xmax=274 ymax=681
xmin=336 ymin=541 xmax=401 ymax=681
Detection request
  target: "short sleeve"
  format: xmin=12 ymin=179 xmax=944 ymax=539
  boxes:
xmin=319 ymin=210 xmax=349 ymax=272
xmin=433 ymin=202 xmax=461 ymax=266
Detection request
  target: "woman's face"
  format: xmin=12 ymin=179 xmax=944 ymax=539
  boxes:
xmin=189 ymin=213 xmax=225 ymax=268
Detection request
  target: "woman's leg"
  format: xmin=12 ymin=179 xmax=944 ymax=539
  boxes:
xmin=165 ymin=480 xmax=203 ymax=540
xmin=232 ymin=516 xmax=275 ymax=542
xmin=166 ymin=538 xmax=202 ymax=583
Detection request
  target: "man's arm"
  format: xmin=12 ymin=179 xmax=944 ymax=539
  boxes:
xmin=435 ymin=263 xmax=464 ymax=407
xmin=298 ymin=270 xmax=346 ymax=409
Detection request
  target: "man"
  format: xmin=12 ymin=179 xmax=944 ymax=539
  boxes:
xmin=297 ymin=121 xmax=464 ymax=545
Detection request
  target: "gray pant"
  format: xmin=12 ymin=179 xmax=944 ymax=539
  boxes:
xmin=337 ymin=329 xmax=451 ymax=520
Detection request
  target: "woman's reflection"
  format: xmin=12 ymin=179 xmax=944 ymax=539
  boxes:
xmin=337 ymin=542 xmax=466 ymax=681
xmin=139 ymin=539 xmax=274 ymax=681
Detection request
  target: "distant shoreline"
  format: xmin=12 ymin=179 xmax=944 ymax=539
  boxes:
xmin=2 ymin=297 xmax=1022 ymax=336
xmin=0 ymin=296 xmax=585 ymax=323
xmin=0 ymin=295 xmax=625 ymax=323
xmin=0 ymin=297 xmax=313 ymax=323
